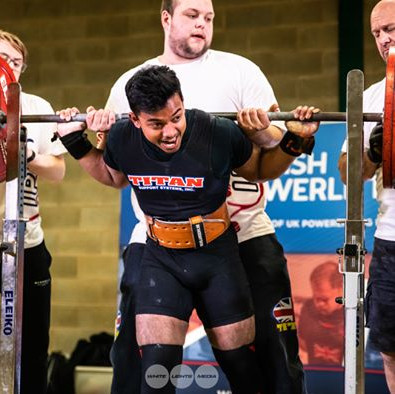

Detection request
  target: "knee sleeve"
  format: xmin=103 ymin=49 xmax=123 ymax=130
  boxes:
xmin=140 ymin=344 xmax=183 ymax=394
xmin=213 ymin=345 xmax=263 ymax=394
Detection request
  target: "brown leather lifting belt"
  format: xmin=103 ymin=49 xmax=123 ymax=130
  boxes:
xmin=145 ymin=202 xmax=230 ymax=249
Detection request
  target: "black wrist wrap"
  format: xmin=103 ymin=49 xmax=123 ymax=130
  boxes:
xmin=367 ymin=148 xmax=382 ymax=164
xmin=367 ymin=123 xmax=383 ymax=163
xmin=279 ymin=131 xmax=315 ymax=157
xmin=60 ymin=131 xmax=93 ymax=159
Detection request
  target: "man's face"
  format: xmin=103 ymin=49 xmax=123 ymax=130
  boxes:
xmin=311 ymin=281 xmax=342 ymax=317
xmin=0 ymin=39 xmax=24 ymax=81
xmin=130 ymin=93 xmax=187 ymax=154
xmin=164 ymin=0 xmax=214 ymax=60
xmin=371 ymin=0 xmax=395 ymax=62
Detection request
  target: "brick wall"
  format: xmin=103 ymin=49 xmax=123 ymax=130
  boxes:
xmin=1 ymin=0 xmax=384 ymax=355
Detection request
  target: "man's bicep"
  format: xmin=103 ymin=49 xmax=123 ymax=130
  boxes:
xmin=227 ymin=121 xmax=253 ymax=168
xmin=233 ymin=144 xmax=260 ymax=181
xmin=102 ymin=147 xmax=128 ymax=188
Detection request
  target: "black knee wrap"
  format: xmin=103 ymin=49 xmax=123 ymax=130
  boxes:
xmin=213 ymin=345 xmax=263 ymax=394
xmin=140 ymin=344 xmax=183 ymax=394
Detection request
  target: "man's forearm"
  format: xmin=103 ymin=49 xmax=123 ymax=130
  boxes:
xmin=338 ymin=151 xmax=379 ymax=184
xmin=338 ymin=153 xmax=347 ymax=184
xmin=258 ymin=146 xmax=295 ymax=181
xmin=59 ymin=129 xmax=127 ymax=188
xmin=363 ymin=151 xmax=379 ymax=180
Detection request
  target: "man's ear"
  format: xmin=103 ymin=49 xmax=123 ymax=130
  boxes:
xmin=161 ymin=10 xmax=171 ymax=31
xmin=129 ymin=112 xmax=141 ymax=128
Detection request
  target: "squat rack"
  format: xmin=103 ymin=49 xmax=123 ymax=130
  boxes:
xmin=0 ymin=70 xmax=368 ymax=393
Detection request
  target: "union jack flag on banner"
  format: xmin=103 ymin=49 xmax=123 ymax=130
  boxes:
xmin=272 ymin=297 xmax=295 ymax=323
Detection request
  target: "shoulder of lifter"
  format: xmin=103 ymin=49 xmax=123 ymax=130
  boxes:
xmin=105 ymin=120 xmax=134 ymax=154
xmin=109 ymin=119 xmax=133 ymax=137
xmin=211 ymin=114 xmax=242 ymax=143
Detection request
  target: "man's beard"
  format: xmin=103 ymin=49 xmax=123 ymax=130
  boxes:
xmin=170 ymin=37 xmax=210 ymax=59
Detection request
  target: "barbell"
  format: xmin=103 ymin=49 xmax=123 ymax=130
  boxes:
xmin=0 ymin=51 xmax=395 ymax=188
xmin=0 ymin=111 xmax=385 ymax=124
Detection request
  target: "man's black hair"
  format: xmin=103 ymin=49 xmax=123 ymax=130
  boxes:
xmin=125 ymin=65 xmax=184 ymax=115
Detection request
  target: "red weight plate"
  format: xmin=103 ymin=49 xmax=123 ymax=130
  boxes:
xmin=392 ymin=70 xmax=395 ymax=188
xmin=0 ymin=57 xmax=17 ymax=182
xmin=0 ymin=56 xmax=17 ymax=118
xmin=383 ymin=47 xmax=395 ymax=188
xmin=393 ymin=135 xmax=395 ymax=188
xmin=6 ymin=83 xmax=21 ymax=182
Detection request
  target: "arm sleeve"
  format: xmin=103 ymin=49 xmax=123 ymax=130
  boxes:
xmin=211 ymin=117 xmax=253 ymax=177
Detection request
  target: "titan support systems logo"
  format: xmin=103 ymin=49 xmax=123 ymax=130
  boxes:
xmin=128 ymin=175 xmax=204 ymax=192
xmin=145 ymin=364 xmax=219 ymax=389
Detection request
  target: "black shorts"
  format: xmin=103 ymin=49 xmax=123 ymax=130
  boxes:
xmin=366 ymin=237 xmax=395 ymax=353
xmin=136 ymin=227 xmax=254 ymax=329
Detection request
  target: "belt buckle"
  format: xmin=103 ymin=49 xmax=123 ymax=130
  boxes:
xmin=146 ymin=217 xmax=159 ymax=244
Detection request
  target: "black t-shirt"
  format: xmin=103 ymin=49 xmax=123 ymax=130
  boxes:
xmin=104 ymin=109 xmax=252 ymax=220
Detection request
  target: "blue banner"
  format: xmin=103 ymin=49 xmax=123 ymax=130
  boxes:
xmin=266 ymin=122 xmax=378 ymax=253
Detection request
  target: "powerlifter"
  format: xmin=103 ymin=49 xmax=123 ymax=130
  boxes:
xmin=56 ymin=65 xmax=319 ymax=394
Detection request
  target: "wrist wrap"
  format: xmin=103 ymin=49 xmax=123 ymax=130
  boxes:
xmin=60 ymin=131 xmax=93 ymax=159
xmin=279 ymin=131 xmax=315 ymax=157
xmin=367 ymin=148 xmax=382 ymax=164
